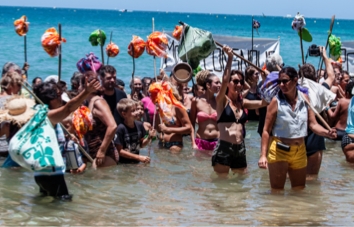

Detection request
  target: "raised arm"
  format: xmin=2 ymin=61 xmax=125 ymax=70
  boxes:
xmin=48 ymin=78 xmax=100 ymax=126
xmin=321 ymin=46 xmax=335 ymax=88
xmin=216 ymin=46 xmax=233 ymax=103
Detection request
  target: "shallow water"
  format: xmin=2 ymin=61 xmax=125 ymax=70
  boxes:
xmin=0 ymin=122 xmax=352 ymax=226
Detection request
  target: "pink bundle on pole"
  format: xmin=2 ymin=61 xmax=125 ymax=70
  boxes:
xmin=106 ymin=43 xmax=120 ymax=57
xmin=146 ymin=31 xmax=168 ymax=58
xmin=41 ymin=27 xmax=66 ymax=57
xmin=14 ymin=15 xmax=29 ymax=36
xmin=128 ymin=35 xmax=146 ymax=58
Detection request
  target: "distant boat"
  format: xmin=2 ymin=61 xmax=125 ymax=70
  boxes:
xmin=286 ymin=14 xmax=291 ymax=18
xmin=119 ymin=9 xmax=127 ymax=12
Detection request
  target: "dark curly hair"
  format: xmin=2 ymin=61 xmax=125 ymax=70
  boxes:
xmin=33 ymin=81 xmax=62 ymax=106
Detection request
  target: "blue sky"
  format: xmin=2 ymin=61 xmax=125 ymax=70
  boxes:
xmin=0 ymin=0 xmax=352 ymax=19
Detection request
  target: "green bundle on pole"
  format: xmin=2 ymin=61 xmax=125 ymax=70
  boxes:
xmin=89 ymin=29 xmax=106 ymax=66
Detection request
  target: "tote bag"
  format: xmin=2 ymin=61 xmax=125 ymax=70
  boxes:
xmin=8 ymin=105 xmax=65 ymax=171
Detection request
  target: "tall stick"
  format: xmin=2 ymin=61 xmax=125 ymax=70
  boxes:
xmin=318 ymin=15 xmax=335 ymax=77
xmin=99 ymin=30 xmax=105 ymax=66
xmin=20 ymin=82 xmax=94 ymax=163
xmin=215 ymin=41 xmax=265 ymax=74
xmin=298 ymin=92 xmax=331 ymax=130
xmin=251 ymin=15 xmax=254 ymax=61
xmin=58 ymin=23 xmax=62 ymax=82
xmin=24 ymin=35 xmax=28 ymax=78
xmin=152 ymin=17 xmax=157 ymax=79
xmin=107 ymin=31 xmax=113 ymax=65
xmin=300 ymin=28 xmax=305 ymax=65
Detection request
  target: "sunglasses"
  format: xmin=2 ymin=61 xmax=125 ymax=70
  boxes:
xmin=343 ymin=79 xmax=350 ymax=83
xmin=277 ymin=79 xmax=292 ymax=85
xmin=232 ymin=79 xmax=244 ymax=85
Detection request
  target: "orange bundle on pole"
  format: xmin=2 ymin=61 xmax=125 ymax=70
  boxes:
xmin=128 ymin=35 xmax=146 ymax=58
xmin=146 ymin=31 xmax=168 ymax=58
xmin=41 ymin=27 xmax=66 ymax=57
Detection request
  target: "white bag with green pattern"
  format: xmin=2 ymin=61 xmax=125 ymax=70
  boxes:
xmin=8 ymin=105 xmax=65 ymax=171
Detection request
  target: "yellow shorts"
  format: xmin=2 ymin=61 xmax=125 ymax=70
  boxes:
xmin=267 ymin=137 xmax=307 ymax=169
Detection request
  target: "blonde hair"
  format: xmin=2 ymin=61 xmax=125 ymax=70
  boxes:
xmin=1 ymin=71 xmax=23 ymax=91
xmin=195 ymin=70 xmax=217 ymax=90
xmin=117 ymin=98 xmax=136 ymax=116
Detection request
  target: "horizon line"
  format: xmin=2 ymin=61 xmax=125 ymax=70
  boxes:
xmin=0 ymin=5 xmax=344 ymax=20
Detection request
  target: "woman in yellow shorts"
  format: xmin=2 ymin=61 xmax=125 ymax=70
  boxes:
xmin=258 ymin=67 xmax=336 ymax=190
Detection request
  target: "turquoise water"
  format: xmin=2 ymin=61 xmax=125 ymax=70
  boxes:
xmin=1 ymin=6 xmax=354 ymax=226
xmin=1 ymin=6 xmax=354 ymax=88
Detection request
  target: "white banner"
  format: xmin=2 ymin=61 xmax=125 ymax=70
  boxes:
xmin=341 ymin=41 xmax=354 ymax=76
xmin=161 ymin=33 xmax=280 ymax=77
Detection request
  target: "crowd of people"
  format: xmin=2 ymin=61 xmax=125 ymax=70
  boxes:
xmin=0 ymin=45 xmax=353 ymax=200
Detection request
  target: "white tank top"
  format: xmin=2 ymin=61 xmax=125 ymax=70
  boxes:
xmin=272 ymin=91 xmax=308 ymax=138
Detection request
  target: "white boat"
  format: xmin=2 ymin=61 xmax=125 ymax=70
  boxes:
xmin=119 ymin=9 xmax=127 ymax=12
xmin=286 ymin=14 xmax=291 ymax=18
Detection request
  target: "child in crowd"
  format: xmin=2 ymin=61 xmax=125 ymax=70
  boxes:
xmin=135 ymin=100 xmax=153 ymax=131
xmin=115 ymin=98 xmax=156 ymax=164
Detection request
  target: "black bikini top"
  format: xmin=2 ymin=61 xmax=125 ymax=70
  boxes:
xmin=217 ymin=101 xmax=248 ymax=124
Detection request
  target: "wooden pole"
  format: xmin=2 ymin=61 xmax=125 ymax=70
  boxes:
xmin=58 ymin=23 xmax=62 ymax=82
xmin=318 ymin=15 xmax=335 ymax=77
xmin=24 ymin=35 xmax=28 ymax=78
xmin=300 ymin=28 xmax=305 ymax=65
xmin=106 ymin=31 xmax=113 ymax=65
xmin=251 ymin=15 xmax=254 ymax=61
xmin=215 ymin=41 xmax=265 ymax=74
xmin=99 ymin=30 xmax=105 ymax=66
xmin=298 ymin=92 xmax=331 ymax=130
xmin=21 ymin=81 xmax=94 ymax=163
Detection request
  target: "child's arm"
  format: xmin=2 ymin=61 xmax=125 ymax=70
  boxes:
xmin=116 ymin=144 xmax=150 ymax=163
xmin=141 ymin=129 xmax=156 ymax=148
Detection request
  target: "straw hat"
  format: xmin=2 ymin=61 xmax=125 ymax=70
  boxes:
xmin=0 ymin=96 xmax=36 ymax=126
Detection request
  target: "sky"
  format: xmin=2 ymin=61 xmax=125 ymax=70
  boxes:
xmin=0 ymin=0 xmax=353 ymax=19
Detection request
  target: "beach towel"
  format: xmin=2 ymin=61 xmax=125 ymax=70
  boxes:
xmin=149 ymin=81 xmax=185 ymax=125
xmin=8 ymin=105 xmax=65 ymax=171
xmin=346 ymin=96 xmax=354 ymax=134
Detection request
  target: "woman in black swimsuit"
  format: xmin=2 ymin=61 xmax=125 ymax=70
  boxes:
xmin=213 ymin=46 xmax=267 ymax=176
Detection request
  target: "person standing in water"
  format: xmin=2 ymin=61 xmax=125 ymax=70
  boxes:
xmin=213 ymin=46 xmax=267 ymax=176
xmin=258 ymin=67 xmax=336 ymax=190
xmin=190 ymin=70 xmax=221 ymax=154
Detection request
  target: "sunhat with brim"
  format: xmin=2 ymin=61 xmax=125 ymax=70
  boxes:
xmin=0 ymin=96 xmax=36 ymax=126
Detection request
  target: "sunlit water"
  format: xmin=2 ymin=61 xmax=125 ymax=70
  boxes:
xmin=0 ymin=122 xmax=352 ymax=226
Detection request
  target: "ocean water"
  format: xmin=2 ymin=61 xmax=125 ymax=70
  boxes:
xmin=1 ymin=6 xmax=354 ymax=87
xmin=1 ymin=6 xmax=354 ymax=226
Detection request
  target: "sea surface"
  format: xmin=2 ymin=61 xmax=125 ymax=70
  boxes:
xmin=0 ymin=6 xmax=354 ymax=226
xmin=1 ymin=6 xmax=354 ymax=87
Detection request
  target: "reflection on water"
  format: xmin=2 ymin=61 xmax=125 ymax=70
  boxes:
xmin=0 ymin=122 xmax=353 ymax=225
